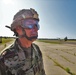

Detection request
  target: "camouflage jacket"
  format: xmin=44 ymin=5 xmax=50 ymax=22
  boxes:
xmin=0 ymin=40 xmax=46 ymax=75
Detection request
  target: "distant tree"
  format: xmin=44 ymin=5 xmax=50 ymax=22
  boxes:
xmin=64 ymin=36 xmax=68 ymax=41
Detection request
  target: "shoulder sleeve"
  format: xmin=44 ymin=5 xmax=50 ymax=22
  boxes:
xmin=0 ymin=44 xmax=15 ymax=60
xmin=0 ymin=44 xmax=15 ymax=75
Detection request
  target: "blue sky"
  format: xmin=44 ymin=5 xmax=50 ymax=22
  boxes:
xmin=0 ymin=0 xmax=76 ymax=39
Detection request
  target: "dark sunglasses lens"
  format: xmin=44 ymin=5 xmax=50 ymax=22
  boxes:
xmin=22 ymin=21 xmax=40 ymax=30
xmin=28 ymin=25 xmax=33 ymax=29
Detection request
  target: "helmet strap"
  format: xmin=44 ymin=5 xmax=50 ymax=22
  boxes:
xmin=21 ymin=28 xmax=32 ymax=41
xmin=21 ymin=27 xmax=38 ymax=41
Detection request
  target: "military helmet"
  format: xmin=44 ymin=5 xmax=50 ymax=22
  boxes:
xmin=11 ymin=8 xmax=39 ymax=31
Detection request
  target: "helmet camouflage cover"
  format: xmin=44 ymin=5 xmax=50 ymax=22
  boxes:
xmin=11 ymin=8 xmax=39 ymax=31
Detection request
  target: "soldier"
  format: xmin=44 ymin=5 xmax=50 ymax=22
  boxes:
xmin=0 ymin=8 xmax=46 ymax=75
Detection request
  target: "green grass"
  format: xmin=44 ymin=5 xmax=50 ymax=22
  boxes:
xmin=0 ymin=38 xmax=13 ymax=44
xmin=37 ymin=39 xmax=63 ymax=44
xmin=37 ymin=39 xmax=76 ymax=44
xmin=65 ymin=68 xmax=75 ymax=75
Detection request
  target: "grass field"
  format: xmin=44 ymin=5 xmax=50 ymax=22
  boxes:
xmin=0 ymin=38 xmax=14 ymax=44
xmin=0 ymin=37 xmax=14 ymax=53
xmin=37 ymin=39 xmax=76 ymax=44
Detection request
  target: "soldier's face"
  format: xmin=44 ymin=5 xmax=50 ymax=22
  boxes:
xmin=24 ymin=19 xmax=39 ymax=41
xmin=16 ymin=19 xmax=39 ymax=41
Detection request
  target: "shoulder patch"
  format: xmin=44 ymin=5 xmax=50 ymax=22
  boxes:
xmin=0 ymin=44 xmax=16 ymax=59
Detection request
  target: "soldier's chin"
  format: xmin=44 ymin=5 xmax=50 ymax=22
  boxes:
xmin=29 ymin=35 xmax=38 ymax=41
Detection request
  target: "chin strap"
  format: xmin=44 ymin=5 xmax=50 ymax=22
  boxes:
xmin=21 ymin=27 xmax=38 ymax=41
xmin=22 ymin=27 xmax=32 ymax=40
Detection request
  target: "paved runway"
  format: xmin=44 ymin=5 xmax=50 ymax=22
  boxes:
xmin=34 ymin=41 xmax=76 ymax=75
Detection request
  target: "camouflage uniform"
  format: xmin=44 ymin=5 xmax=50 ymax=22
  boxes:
xmin=0 ymin=40 xmax=46 ymax=75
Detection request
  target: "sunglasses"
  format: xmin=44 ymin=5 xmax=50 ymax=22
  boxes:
xmin=22 ymin=20 xmax=40 ymax=30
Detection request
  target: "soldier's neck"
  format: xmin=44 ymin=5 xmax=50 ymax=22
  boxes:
xmin=18 ymin=38 xmax=32 ymax=48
